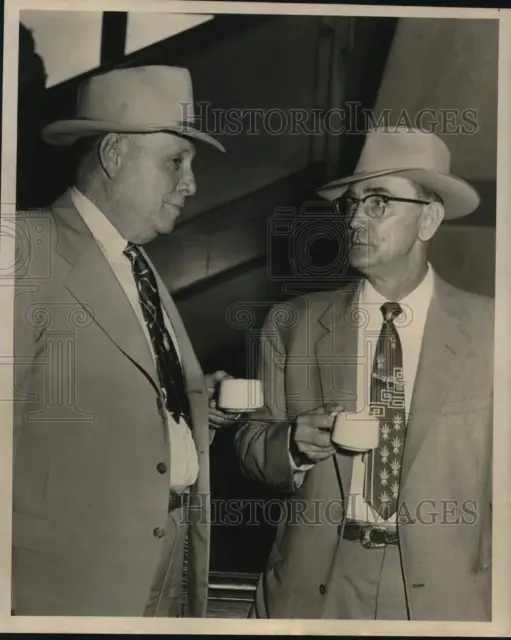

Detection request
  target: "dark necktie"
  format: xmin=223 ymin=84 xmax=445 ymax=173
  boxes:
xmin=364 ymin=302 xmax=406 ymax=520
xmin=124 ymin=243 xmax=191 ymax=426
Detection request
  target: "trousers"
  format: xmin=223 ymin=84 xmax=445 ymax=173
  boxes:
xmin=322 ymin=537 xmax=409 ymax=620
xmin=144 ymin=505 xmax=188 ymax=617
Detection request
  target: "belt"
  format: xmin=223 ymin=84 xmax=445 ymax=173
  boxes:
xmin=168 ymin=489 xmax=189 ymax=512
xmin=342 ymin=520 xmax=399 ymax=549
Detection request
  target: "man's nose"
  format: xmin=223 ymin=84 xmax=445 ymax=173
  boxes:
xmin=348 ymin=204 xmax=367 ymax=230
xmin=181 ymin=169 xmax=196 ymax=197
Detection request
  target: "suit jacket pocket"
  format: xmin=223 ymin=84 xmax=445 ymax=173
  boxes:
xmin=12 ymin=510 xmax=51 ymax=552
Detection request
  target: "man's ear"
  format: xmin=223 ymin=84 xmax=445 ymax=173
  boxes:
xmin=98 ymin=133 xmax=124 ymax=178
xmin=418 ymin=202 xmax=445 ymax=243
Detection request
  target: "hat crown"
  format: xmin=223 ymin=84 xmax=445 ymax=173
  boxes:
xmin=356 ymin=126 xmax=451 ymax=174
xmin=316 ymin=126 xmax=480 ymax=219
xmin=76 ymin=65 xmax=195 ymax=126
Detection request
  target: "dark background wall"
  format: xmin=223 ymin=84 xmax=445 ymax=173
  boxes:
xmin=17 ymin=13 xmax=497 ymax=574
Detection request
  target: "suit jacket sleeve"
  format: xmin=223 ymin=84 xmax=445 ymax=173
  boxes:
xmin=234 ymin=305 xmax=300 ymax=494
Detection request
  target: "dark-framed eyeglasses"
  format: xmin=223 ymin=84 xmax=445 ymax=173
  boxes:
xmin=335 ymin=193 xmax=431 ymax=219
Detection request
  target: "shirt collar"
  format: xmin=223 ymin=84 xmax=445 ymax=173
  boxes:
xmin=359 ymin=263 xmax=435 ymax=323
xmin=70 ymin=186 xmax=128 ymax=260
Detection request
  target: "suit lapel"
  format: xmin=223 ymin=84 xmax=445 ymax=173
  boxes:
xmin=400 ymin=279 xmax=469 ymax=488
xmin=52 ymin=191 xmax=209 ymax=501
xmin=314 ymin=282 xmax=361 ymax=497
xmin=311 ymin=276 xmax=470 ymax=500
xmin=53 ymin=192 xmax=160 ymax=391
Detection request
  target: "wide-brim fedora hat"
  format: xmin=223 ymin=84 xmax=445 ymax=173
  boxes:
xmin=317 ymin=126 xmax=479 ymax=219
xmin=41 ymin=65 xmax=225 ymax=153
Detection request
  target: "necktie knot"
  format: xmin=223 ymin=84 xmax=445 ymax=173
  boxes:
xmin=124 ymin=242 xmax=141 ymax=262
xmin=124 ymin=242 xmax=150 ymax=278
xmin=381 ymin=302 xmax=402 ymax=324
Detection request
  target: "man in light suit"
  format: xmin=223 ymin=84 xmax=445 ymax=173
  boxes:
xmin=235 ymin=127 xmax=493 ymax=621
xmin=12 ymin=65 xmax=233 ymax=617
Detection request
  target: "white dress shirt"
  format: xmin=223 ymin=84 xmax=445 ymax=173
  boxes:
xmin=70 ymin=187 xmax=199 ymax=490
xmin=291 ymin=267 xmax=434 ymax=524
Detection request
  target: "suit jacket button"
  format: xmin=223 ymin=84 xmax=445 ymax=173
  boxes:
xmin=153 ymin=527 xmax=165 ymax=539
xmin=156 ymin=462 xmax=167 ymax=474
xmin=319 ymin=584 xmax=326 ymax=595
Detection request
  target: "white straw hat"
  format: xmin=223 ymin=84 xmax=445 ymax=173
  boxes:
xmin=42 ymin=65 xmax=225 ymax=153
xmin=317 ymin=126 xmax=479 ymax=219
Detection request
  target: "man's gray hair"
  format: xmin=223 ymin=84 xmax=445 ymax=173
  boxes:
xmin=73 ymin=134 xmax=105 ymax=184
xmin=73 ymin=133 xmax=134 ymax=186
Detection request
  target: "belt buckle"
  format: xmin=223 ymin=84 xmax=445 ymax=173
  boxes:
xmin=360 ymin=525 xmax=388 ymax=549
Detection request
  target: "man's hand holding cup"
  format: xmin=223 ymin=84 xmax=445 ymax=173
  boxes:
xmin=206 ymin=373 xmax=265 ymax=429
xmin=290 ymin=402 xmax=380 ymax=466
xmin=289 ymin=402 xmax=344 ymax=466
xmin=206 ymin=370 xmax=235 ymax=429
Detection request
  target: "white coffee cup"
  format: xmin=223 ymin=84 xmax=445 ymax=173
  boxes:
xmin=217 ymin=378 xmax=264 ymax=412
xmin=331 ymin=408 xmax=380 ymax=452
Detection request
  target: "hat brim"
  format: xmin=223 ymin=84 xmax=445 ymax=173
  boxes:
xmin=41 ymin=118 xmax=225 ymax=153
xmin=316 ymin=168 xmax=480 ymax=220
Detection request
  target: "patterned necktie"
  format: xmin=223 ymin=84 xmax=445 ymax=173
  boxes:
xmin=124 ymin=243 xmax=191 ymax=426
xmin=364 ymin=302 xmax=406 ymax=520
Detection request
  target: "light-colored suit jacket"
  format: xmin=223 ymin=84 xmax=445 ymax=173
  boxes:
xmin=235 ymin=275 xmax=494 ymax=621
xmin=12 ymin=190 xmax=211 ymax=616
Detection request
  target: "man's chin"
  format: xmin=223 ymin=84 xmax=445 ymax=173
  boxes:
xmin=350 ymin=254 xmax=388 ymax=279
xmin=157 ymin=209 xmax=181 ymax=234
xmin=350 ymin=248 xmax=374 ymax=270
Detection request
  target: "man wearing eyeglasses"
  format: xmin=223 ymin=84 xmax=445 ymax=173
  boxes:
xmin=235 ymin=126 xmax=493 ymax=621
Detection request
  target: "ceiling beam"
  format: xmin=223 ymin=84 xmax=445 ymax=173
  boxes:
xmin=100 ymin=11 xmax=128 ymax=65
xmin=44 ymin=14 xmax=274 ymax=97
